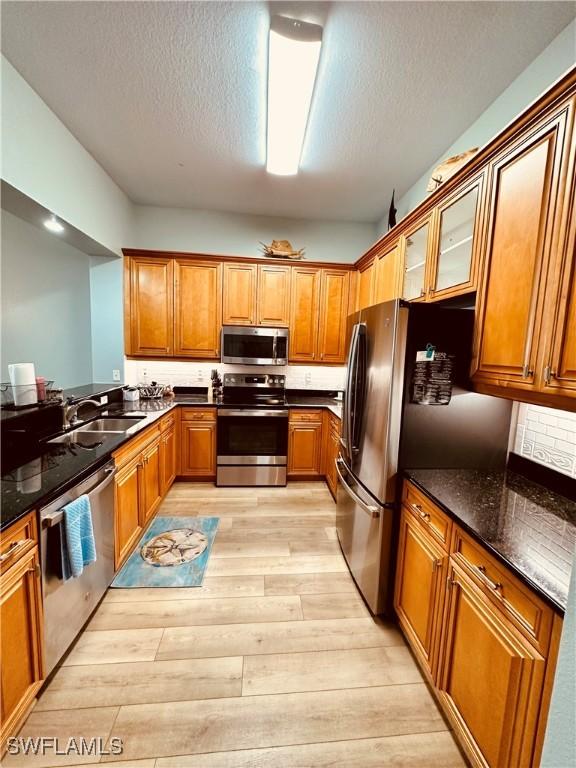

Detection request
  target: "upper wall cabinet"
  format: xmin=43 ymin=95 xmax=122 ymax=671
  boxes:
xmin=222 ymin=263 xmax=257 ymax=325
xmin=174 ymin=259 xmax=222 ymax=358
xmin=290 ymin=267 xmax=351 ymax=364
xmin=374 ymin=242 xmax=403 ymax=305
xmin=126 ymin=257 xmax=174 ymax=356
xmin=472 ymin=99 xmax=575 ymax=404
xmin=356 ymin=259 xmax=375 ymax=310
xmin=402 ymin=218 xmax=431 ymax=301
xmin=427 ymin=173 xmax=485 ymax=301
xmin=257 ymin=264 xmax=291 ymax=326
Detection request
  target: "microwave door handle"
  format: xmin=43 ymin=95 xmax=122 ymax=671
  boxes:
xmin=272 ymin=333 xmax=277 ymax=361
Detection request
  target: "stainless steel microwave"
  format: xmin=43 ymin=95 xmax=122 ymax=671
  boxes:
xmin=221 ymin=326 xmax=288 ymax=365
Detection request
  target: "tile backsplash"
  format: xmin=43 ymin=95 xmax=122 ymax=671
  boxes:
xmin=514 ymin=403 xmax=576 ymax=478
xmin=124 ymin=359 xmax=346 ymax=392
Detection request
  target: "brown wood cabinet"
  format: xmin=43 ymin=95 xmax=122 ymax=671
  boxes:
xmin=438 ymin=561 xmax=545 ymax=768
xmin=160 ymin=417 xmax=177 ymax=496
xmin=180 ymin=408 xmax=216 ymax=478
xmin=473 ymin=105 xmax=572 ymax=400
xmin=395 ymin=480 xmax=561 ymax=768
xmin=290 ymin=268 xmax=351 ymax=363
xmin=322 ymin=410 xmax=341 ymax=498
xmin=0 ymin=513 xmax=44 ymax=753
xmin=174 ymin=259 xmax=222 ymax=358
xmin=222 ymin=263 xmax=257 ymax=325
xmin=356 ymin=259 xmax=375 ymax=310
xmin=289 ymin=267 xmax=321 ymax=362
xmin=141 ymin=437 xmax=162 ymax=525
xmin=374 ymin=243 xmax=403 ymax=304
xmin=114 ymin=457 xmax=143 ymax=568
xmin=257 ymin=264 xmax=291 ymax=326
xmin=288 ymin=410 xmax=323 ymax=477
xmin=394 ymin=506 xmax=446 ymax=679
xmin=318 ymin=270 xmax=350 ymax=363
xmin=126 ymin=257 xmax=173 ymax=356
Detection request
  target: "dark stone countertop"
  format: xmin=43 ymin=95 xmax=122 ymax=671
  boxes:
xmin=405 ymin=467 xmax=576 ymax=612
xmin=1 ymin=393 xmax=341 ymax=531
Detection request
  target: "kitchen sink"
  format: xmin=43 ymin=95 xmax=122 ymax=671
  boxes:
xmin=47 ymin=416 xmax=145 ymax=445
xmin=80 ymin=417 xmax=144 ymax=432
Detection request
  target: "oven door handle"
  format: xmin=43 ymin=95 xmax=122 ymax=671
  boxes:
xmin=41 ymin=466 xmax=116 ymax=529
xmin=218 ymin=409 xmax=288 ymax=417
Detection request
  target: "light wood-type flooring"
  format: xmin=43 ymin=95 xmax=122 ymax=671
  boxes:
xmin=6 ymin=482 xmax=465 ymax=767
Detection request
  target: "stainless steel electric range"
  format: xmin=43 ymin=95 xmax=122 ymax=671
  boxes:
xmin=216 ymin=373 xmax=288 ymax=487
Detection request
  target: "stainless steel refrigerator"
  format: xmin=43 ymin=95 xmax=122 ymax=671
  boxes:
xmin=336 ymin=300 xmax=512 ymax=615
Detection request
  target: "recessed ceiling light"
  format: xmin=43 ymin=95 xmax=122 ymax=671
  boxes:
xmin=44 ymin=215 xmax=64 ymax=234
xmin=266 ymin=16 xmax=323 ymax=176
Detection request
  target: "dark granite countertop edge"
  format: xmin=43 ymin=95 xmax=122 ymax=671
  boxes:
xmin=1 ymin=397 xmax=342 ymax=531
xmin=403 ymin=470 xmax=566 ymax=614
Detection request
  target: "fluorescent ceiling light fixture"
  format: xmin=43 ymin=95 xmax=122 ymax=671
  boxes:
xmin=266 ymin=16 xmax=322 ymax=176
xmin=44 ymin=215 xmax=64 ymax=233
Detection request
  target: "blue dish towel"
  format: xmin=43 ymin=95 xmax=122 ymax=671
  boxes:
xmin=62 ymin=494 xmax=97 ymax=578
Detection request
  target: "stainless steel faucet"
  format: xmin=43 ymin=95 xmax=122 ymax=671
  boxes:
xmin=63 ymin=398 xmax=102 ymax=429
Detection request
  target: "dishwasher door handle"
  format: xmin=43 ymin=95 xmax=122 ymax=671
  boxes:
xmin=41 ymin=465 xmax=116 ymax=529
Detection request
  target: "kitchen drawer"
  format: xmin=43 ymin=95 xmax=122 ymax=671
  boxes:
xmin=180 ymin=408 xmax=217 ymax=422
xmin=0 ymin=512 xmax=38 ymax=574
xmin=289 ymin=409 xmax=323 ymax=423
xmin=113 ymin=422 xmax=161 ymax=469
xmin=451 ymin=525 xmax=554 ymax=654
xmin=160 ymin=411 xmax=177 ymax=432
xmin=403 ymin=481 xmax=452 ymax=551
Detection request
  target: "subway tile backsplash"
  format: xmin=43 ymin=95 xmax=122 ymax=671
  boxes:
xmin=124 ymin=359 xmax=346 ymax=392
xmin=515 ymin=403 xmax=576 ymax=478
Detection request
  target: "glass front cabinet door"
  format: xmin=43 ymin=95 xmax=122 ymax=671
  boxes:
xmin=402 ymin=220 xmax=430 ymax=301
xmin=429 ymin=175 xmax=484 ymax=299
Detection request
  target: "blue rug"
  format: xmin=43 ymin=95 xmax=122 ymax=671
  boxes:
xmin=111 ymin=516 xmax=219 ymax=588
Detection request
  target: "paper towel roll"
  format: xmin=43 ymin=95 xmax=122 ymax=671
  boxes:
xmin=8 ymin=363 xmax=37 ymax=406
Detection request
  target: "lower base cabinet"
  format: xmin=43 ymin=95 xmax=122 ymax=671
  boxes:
xmin=0 ymin=515 xmax=44 ymax=753
xmin=395 ymin=480 xmax=561 ymax=768
xmin=322 ymin=411 xmax=341 ymax=498
xmin=288 ymin=410 xmax=323 ymax=477
xmin=160 ymin=419 xmax=177 ymax=494
xmin=179 ymin=409 xmax=217 ymax=478
xmin=438 ymin=561 xmax=545 ymax=768
xmin=114 ymin=457 xmax=144 ymax=568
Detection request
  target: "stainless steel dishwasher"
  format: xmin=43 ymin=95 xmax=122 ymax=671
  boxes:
xmin=40 ymin=460 xmax=116 ymax=674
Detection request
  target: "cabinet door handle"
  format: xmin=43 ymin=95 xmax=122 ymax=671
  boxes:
xmin=0 ymin=539 xmax=28 ymax=563
xmin=475 ymin=564 xmax=503 ymax=592
xmin=543 ymin=366 xmax=557 ymax=385
xmin=522 ymin=364 xmax=534 ymax=379
xmin=28 ymin=563 xmax=41 ymax=578
xmin=446 ymin=576 xmax=457 ymax=590
xmin=432 ymin=558 xmax=442 ymax=573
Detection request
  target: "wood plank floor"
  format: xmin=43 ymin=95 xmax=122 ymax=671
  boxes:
xmin=7 ymin=482 xmax=465 ymax=768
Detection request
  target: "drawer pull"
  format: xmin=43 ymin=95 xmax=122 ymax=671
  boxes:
xmin=0 ymin=539 xmax=29 ymax=562
xmin=411 ymin=503 xmax=430 ymax=522
xmin=475 ymin=564 xmax=503 ymax=592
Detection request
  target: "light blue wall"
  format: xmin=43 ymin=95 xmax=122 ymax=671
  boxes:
xmin=131 ymin=205 xmax=376 ymax=264
xmin=541 ymin=552 xmax=576 ymax=767
xmin=377 ymin=19 xmax=576 ymax=233
xmin=89 ymin=256 xmax=124 ymax=383
xmin=1 ymin=209 xmax=93 ymax=388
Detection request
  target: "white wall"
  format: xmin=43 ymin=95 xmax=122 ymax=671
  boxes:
xmin=1 ymin=210 xmax=93 ymax=388
xmin=130 ymin=205 xmax=375 ymax=264
xmin=1 ymin=56 xmax=133 ymax=255
xmin=378 ymin=19 xmax=576 ymax=232
xmin=541 ymin=552 xmax=576 ymax=767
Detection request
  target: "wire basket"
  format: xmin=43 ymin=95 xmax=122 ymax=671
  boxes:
xmin=0 ymin=381 xmax=58 ymax=409
xmin=138 ymin=383 xmax=165 ymax=400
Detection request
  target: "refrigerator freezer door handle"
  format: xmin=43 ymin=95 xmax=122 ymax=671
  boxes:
xmin=336 ymin=459 xmax=380 ymax=518
xmin=344 ymin=324 xmax=360 ymax=460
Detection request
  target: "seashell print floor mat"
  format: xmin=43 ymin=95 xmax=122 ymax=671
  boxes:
xmin=111 ymin=516 xmax=219 ymax=588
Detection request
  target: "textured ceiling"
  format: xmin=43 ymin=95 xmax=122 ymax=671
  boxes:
xmin=1 ymin=1 xmax=574 ymax=222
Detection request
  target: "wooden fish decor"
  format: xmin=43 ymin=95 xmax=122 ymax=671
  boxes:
xmin=427 ymin=148 xmax=479 ymax=193
xmin=259 ymin=239 xmax=306 ymax=259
